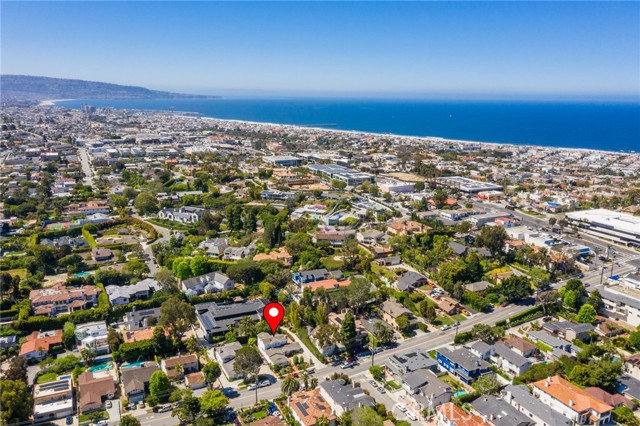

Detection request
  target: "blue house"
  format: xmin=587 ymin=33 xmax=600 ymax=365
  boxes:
xmin=436 ymin=347 xmax=492 ymax=384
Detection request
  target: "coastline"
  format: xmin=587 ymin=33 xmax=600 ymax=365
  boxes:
xmin=45 ymin=98 xmax=637 ymax=156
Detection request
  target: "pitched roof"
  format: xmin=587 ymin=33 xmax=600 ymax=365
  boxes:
xmin=437 ymin=403 xmax=486 ymax=426
xmin=533 ymin=376 xmax=613 ymax=414
xmin=290 ymin=388 xmax=337 ymax=426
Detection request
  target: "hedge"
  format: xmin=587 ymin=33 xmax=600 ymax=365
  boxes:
xmin=496 ymin=305 xmax=544 ymax=328
xmin=82 ymin=228 xmax=97 ymax=248
xmin=453 ymin=331 xmax=474 ymax=345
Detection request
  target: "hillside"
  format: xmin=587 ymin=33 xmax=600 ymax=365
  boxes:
xmin=0 ymin=75 xmax=216 ymax=101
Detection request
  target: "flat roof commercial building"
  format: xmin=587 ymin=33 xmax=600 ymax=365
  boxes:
xmin=263 ymin=155 xmax=302 ymax=167
xmin=437 ymin=176 xmax=503 ymax=194
xmin=565 ymin=209 xmax=640 ymax=246
xmin=306 ymin=164 xmax=375 ymax=186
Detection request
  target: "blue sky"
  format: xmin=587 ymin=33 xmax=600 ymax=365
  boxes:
xmin=2 ymin=1 xmax=639 ymax=99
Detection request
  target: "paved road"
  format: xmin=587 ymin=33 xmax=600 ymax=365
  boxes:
xmin=78 ymin=147 xmax=95 ymax=187
xmin=132 ymin=215 xmax=172 ymax=276
xmin=224 ymin=302 xmax=528 ymax=411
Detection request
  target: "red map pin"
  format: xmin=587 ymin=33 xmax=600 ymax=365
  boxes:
xmin=263 ymin=302 xmax=285 ymax=335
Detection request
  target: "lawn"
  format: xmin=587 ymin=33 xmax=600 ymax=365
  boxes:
xmin=79 ymin=410 xmax=109 ymax=423
xmin=36 ymin=372 xmax=57 ymax=384
xmin=518 ymin=209 xmax=546 ymax=218
xmin=536 ymin=341 xmax=553 ymax=353
xmin=451 ymin=314 xmax=467 ymax=322
xmin=6 ymin=269 xmax=27 ymax=279
xmin=252 ymin=410 xmax=267 ymax=420
xmin=433 ymin=316 xmax=454 ymax=327
xmin=384 ymin=380 xmax=401 ymax=390
xmin=487 ymin=266 xmax=511 ymax=275
xmin=320 ymin=256 xmax=344 ymax=270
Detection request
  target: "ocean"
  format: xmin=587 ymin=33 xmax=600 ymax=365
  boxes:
xmin=55 ymin=98 xmax=640 ymax=152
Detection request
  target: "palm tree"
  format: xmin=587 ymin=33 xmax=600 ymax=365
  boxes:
xmin=374 ymin=322 xmax=394 ymax=346
xmin=300 ymin=371 xmax=311 ymax=390
xmin=281 ymin=377 xmax=301 ymax=404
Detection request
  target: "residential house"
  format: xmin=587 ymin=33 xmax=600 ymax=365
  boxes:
xmin=215 ymin=341 xmax=243 ymax=380
xmin=75 ymin=321 xmax=110 ymax=354
xmin=448 ymin=241 xmax=468 ymax=257
xmin=314 ymin=231 xmax=350 ymax=246
xmin=502 ymin=384 xmax=572 ymax=426
xmin=436 ymin=347 xmax=492 ymax=384
xmin=124 ymin=308 xmax=161 ymax=331
xmin=253 ymin=247 xmax=293 ymax=266
xmin=436 ymin=403 xmax=485 ymax=426
xmin=257 ymin=332 xmax=302 ymax=367
xmin=318 ymin=379 xmax=375 ymax=416
xmin=464 ymin=281 xmax=494 ymax=293
xmin=289 ymin=389 xmax=337 ymax=426
xmin=158 ymin=206 xmax=206 ymax=223
xmin=198 ymin=238 xmax=229 ymax=257
xmin=437 ymin=297 xmax=460 ymax=315
xmin=20 ymin=330 xmax=63 ymax=361
xmin=395 ymin=271 xmax=428 ymax=292
xmin=185 ymin=372 xmax=207 ymax=390
xmin=375 ymin=256 xmax=402 ymax=267
xmin=489 ymin=343 xmax=531 ymax=376
xmin=527 ymin=330 xmax=580 ymax=360
xmin=33 ymin=378 xmax=75 ymax=423
xmin=357 ymin=229 xmax=385 ymax=245
xmin=195 ymin=299 xmax=267 ymax=338
xmin=624 ymin=354 xmax=640 ymax=381
xmin=380 ymin=300 xmax=416 ymax=332
xmin=91 ymin=248 xmax=114 ymax=261
xmin=411 ymin=370 xmax=453 ymax=411
xmin=532 ymin=376 xmax=613 ymax=426
xmin=582 ymin=388 xmax=634 ymax=410
xmin=292 ymin=269 xmax=341 ymax=286
xmin=387 ymin=220 xmax=431 ymax=236
xmin=223 ymin=244 xmax=256 ymax=261
xmin=0 ymin=335 xmax=18 ymax=350
xmin=543 ymin=321 xmax=595 ymax=343
xmin=471 ymin=395 xmax=535 ymax=426
xmin=105 ymin=279 xmax=160 ymax=305
xmin=469 ymin=341 xmax=492 ymax=361
xmin=120 ymin=362 xmax=159 ymax=403
xmin=77 ymin=371 xmax=116 ymax=413
xmin=161 ymin=354 xmax=199 ymax=381
xmin=181 ymin=272 xmax=234 ymax=297
xmin=387 ymin=350 xmax=439 ymax=378
xmin=502 ymin=337 xmax=538 ymax=358
xmin=303 ymin=278 xmax=352 ymax=293
xmin=29 ymin=283 xmax=100 ymax=316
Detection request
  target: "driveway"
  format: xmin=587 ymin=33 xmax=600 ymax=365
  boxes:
xmin=105 ymin=399 xmax=121 ymax=425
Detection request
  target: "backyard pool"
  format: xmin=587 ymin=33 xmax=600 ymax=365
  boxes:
xmin=73 ymin=271 xmax=92 ymax=277
xmin=453 ymin=390 xmax=467 ymax=398
xmin=121 ymin=361 xmax=146 ymax=369
xmin=88 ymin=362 xmax=112 ymax=373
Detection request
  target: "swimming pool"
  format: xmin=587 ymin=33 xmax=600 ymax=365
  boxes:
xmin=121 ymin=361 xmax=146 ymax=369
xmin=453 ymin=390 xmax=467 ymax=398
xmin=88 ymin=362 xmax=112 ymax=373
xmin=73 ymin=271 xmax=92 ymax=277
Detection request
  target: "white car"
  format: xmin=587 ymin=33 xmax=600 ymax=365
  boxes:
xmin=395 ymin=403 xmax=407 ymax=412
xmin=406 ymin=411 xmax=417 ymax=421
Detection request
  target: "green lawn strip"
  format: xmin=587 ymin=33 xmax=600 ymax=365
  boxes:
xmin=82 ymin=228 xmax=97 ymax=248
xmin=320 ymin=256 xmax=344 ymax=270
xmin=294 ymin=327 xmax=326 ymax=364
xmin=6 ymin=268 xmax=27 ymax=279
xmin=36 ymin=372 xmax=58 ymax=383
xmin=79 ymin=410 xmax=109 ymax=423
xmin=433 ymin=316 xmax=454 ymax=327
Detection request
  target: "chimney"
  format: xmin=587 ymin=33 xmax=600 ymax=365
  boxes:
xmin=545 ymin=378 xmax=550 ymax=387
xmin=569 ymin=400 xmax=574 ymax=407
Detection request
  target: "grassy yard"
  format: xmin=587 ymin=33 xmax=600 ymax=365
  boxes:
xmin=36 ymin=372 xmax=58 ymax=384
xmin=6 ymin=268 xmax=27 ymax=279
xmin=384 ymin=380 xmax=402 ymax=391
xmin=371 ymin=263 xmax=396 ymax=281
xmin=79 ymin=410 xmax=109 ymax=423
xmin=433 ymin=316 xmax=454 ymax=327
xmin=536 ymin=341 xmax=553 ymax=353
xmin=321 ymin=256 xmax=344 ymax=270
xmin=451 ymin=314 xmax=467 ymax=322
xmin=252 ymin=410 xmax=268 ymax=420
xmin=518 ymin=209 xmax=546 ymax=218
xmin=487 ymin=266 xmax=511 ymax=275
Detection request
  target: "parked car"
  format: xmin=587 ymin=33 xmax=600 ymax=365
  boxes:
xmin=66 ymin=418 xmax=73 ymax=425
xmin=378 ymin=387 xmax=386 ymax=394
xmin=441 ymin=325 xmax=451 ymax=331
xmin=158 ymin=404 xmax=172 ymax=413
xmin=105 ymin=401 xmax=112 ymax=409
xmin=259 ymin=379 xmax=271 ymax=388
xmin=139 ymin=402 xmax=145 ymax=409
xmin=341 ymin=362 xmax=355 ymax=369
xmin=406 ymin=412 xmax=418 ymax=421
xmin=395 ymin=403 xmax=407 ymax=412
xmin=369 ymin=380 xmax=377 ymax=386
xmin=96 ymin=421 xmax=108 ymax=426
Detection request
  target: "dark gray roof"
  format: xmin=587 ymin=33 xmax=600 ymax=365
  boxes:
xmin=195 ymin=299 xmax=266 ymax=334
xmin=503 ymin=385 xmax=571 ymax=426
xmin=472 ymin=395 xmax=534 ymax=426
xmin=389 ymin=350 xmax=438 ymax=373
xmin=438 ymin=347 xmax=490 ymax=372
xmin=396 ymin=271 xmax=427 ymax=291
xmin=470 ymin=341 xmax=492 ymax=355
xmin=464 ymin=281 xmax=494 ymax=292
xmin=318 ymin=379 xmax=375 ymax=411
xmin=182 ymin=271 xmax=232 ymax=290
xmin=447 ymin=241 xmax=467 ymax=256
xmin=491 ymin=343 xmax=531 ymax=368
xmin=125 ymin=308 xmax=161 ymax=331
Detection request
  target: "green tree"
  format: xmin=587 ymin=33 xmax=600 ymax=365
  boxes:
xmin=0 ymin=380 xmax=33 ymax=426
xmin=160 ymin=296 xmax=197 ymax=340
xmin=471 ymin=324 xmax=503 ymax=344
xmin=347 ymin=278 xmax=371 ymax=314
xmin=120 ymin=415 xmax=141 ymax=426
xmin=373 ymin=322 xmax=394 ymax=346
xmin=200 ymin=389 xmax=229 ymax=417
xmin=281 ymin=377 xmax=301 ymax=403
xmin=203 ymin=362 xmax=222 ymax=388
xmin=432 ymin=189 xmax=448 ymax=209
xmin=234 ymin=345 xmax=263 ymax=404
xmin=473 ymin=374 xmax=500 ymax=395
xmin=340 ymin=312 xmax=357 ymax=349
xmin=576 ymin=303 xmax=598 ymax=324
xmin=613 ymin=407 xmax=640 ymax=426
xmin=62 ymin=321 xmax=76 ymax=349
xmin=149 ymin=371 xmax=171 ymax=400
xmin=563 ymin=289 xmax=579 ymax=310
xmin=314 ymin=323 xmax=340 ymax=350
xmin=351 ymin=406 xmax=384 ymax=426
xmin=190 ymin=256 xmax=211 ymax=277
xmin=501 ymin=275 xmax=533 ymax=302
xmin=3 ymin=357 xmax=27 ymax=382
xmin=369 ymin=365 xmax=384 ymax=381
xmin=316 ymin=416 xmax=331 ymax=426
xmin=154 ymin=268 xmax=177 ymax=293
xmin=224 ymin=204 xmax=244 ymax=231
xmin=477 ymin=226 xmax=508 ymax=255
xmin=395 ymin=315 xmax=411 ymax=333
xmin=172 ymin=395 xmax=201 ymax=425
xmin=587 ymin=290 xmax=604 ymax=314
xmin=134 ymin=191 xmax=159 ymax=215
